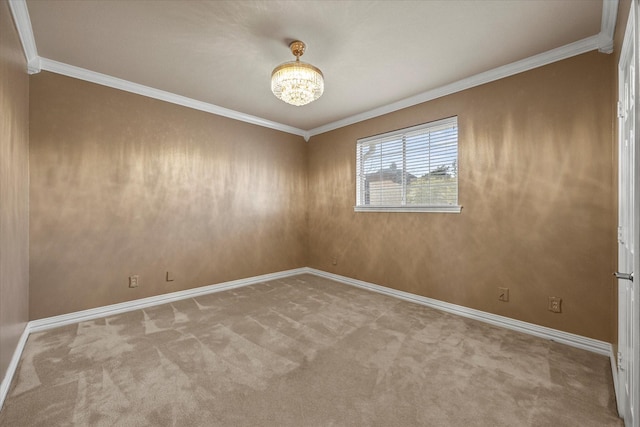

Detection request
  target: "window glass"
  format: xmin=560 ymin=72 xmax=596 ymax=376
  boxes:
xmin=356 ymin=117 xmax=459 ymax=213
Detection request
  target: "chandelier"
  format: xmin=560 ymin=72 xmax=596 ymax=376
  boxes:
xmin=271 ymin=41 xmax=324 ymax=106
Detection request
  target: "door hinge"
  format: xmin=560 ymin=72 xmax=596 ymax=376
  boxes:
xmin=618 ymin=351 xmax=624 ymax=370
xmin=618 ymin=101 xmax=625 ymax=119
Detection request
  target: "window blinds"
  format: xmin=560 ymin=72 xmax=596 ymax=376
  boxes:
xmin=356 ymin=116 xmax=459 ymax=212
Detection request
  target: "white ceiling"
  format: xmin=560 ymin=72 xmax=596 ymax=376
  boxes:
xmin=18 ymin=0 xmax=609 ymax=137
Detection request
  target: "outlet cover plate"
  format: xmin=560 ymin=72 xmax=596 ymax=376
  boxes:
xmin=548 ymin=296 xmax=562 ymax=313
xmin=498 ymin=287 xmax=509 ymax=302
xmin=129 ymin=275 xmax=139 ymax=288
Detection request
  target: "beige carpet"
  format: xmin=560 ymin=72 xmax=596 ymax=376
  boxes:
xmin=0 ymin=274 xmax=622 ymax=426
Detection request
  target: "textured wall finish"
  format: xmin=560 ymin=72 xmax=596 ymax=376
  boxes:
xmin=27 ymin=47 xmax=617 ymax=343
xmin=29 ymin=72 xmax=307 ymax=319
xmin=308 ymin=51 xmax=615 ymax=342
xmin=0 ymin=0 xmax=30 ymax=384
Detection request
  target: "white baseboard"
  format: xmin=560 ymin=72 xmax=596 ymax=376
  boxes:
xmin=305 ymin=268 xmax=613 ymax=356
xmin=29 ymin=268 xmax=308 ymax=333
xmin=0 ymin=325 xmax=29 ymax=411
xmin=1 ymin=266 xmax=616 ymax=412
xmin=1 ymin=268 xmax=307 ymax=411
xmin=610 ymin=349 xmax=623 ymax=417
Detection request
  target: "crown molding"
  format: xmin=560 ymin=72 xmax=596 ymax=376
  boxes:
xmin=8 ymin=0 xmax=612 ymax=141
xmin=306 ymin=34 xmax=602 ymax=139
xmin=598 ymin=0 xmax=619 ymax=53
xmin=7 ymin=0 xmax=302 ymax=136
xmin=38 ymin=58 xmax=308 ymax=138
xmin=7 ymin=0 xmax=40 ymax=74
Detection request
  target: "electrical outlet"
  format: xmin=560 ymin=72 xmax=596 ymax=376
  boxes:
xmin=498 ymin=287 xmax=509 ymax=302
xmin=166 ymin=271 xmax=174 ymax=282
xmin=331 ymin=257 xmax=337 ymax=266
xmin=548 ymin=296 xmax=562 ymax=313
xmin=129 ymin=275 xmax=139 ymax=288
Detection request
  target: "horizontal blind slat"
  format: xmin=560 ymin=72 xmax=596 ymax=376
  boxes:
xmin=357 ymin=117 xmax=458 ymax=209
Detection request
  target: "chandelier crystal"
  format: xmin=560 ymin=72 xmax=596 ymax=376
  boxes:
xmin=271 ymin=41 xmax=324 ymax=106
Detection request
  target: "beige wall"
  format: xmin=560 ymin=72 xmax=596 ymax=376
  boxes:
xmin=0 ymin=0 xmax=30 ymax=382
xmin=27 ymin=36 xmax=618 ymax=343
xmin=308 ymin=51 xmax=615 ymax=342
xmin=29 ymin=72 xmax=307 ymax=319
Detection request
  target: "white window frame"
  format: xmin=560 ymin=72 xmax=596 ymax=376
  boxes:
xmin=355 ymin=116 xmax=461 ymax=213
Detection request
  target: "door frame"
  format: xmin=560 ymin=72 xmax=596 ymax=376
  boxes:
xmin=616 ymin=1 xmax=640 ymax=425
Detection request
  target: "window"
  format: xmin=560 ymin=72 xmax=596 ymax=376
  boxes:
xmin=355 ymin=116 xmax=460 ymax=213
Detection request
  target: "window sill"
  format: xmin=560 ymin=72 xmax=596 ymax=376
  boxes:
xmin=354 ymin=205 xmax=462 ymax=213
